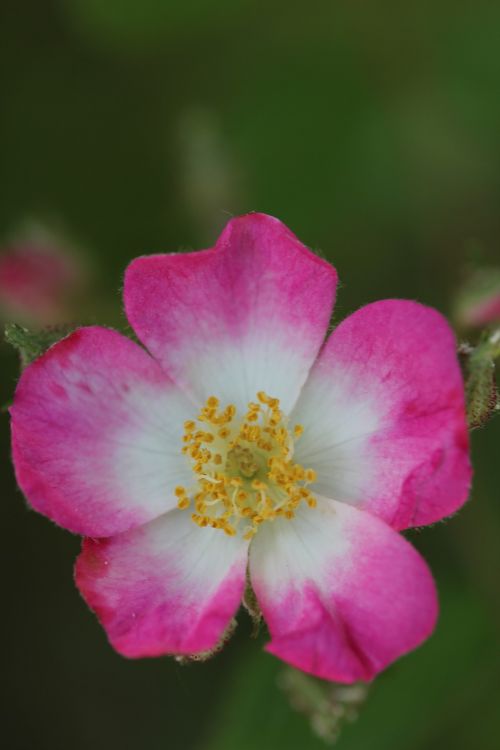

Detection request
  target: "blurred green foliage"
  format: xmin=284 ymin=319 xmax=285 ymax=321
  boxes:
xmin=201 ymin=588 xmax=498 ymax=750
xmin=1 ymin=1 xmax=499 ymax=749
xmin=61 ymin=0 xmax=250 ymax=48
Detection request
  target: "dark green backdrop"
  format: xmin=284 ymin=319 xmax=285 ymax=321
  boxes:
xmin=1 ymin=2 xmax=499 ymax=749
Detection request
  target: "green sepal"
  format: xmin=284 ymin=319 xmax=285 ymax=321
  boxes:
xmin=242 ymin=569 xmax=262 ymax=638
xmin=460 ymin=329 xmax=500 ymax=430
xmin=278 ymin=667 xmax=369 ymax=745
xmin=4 ymin=322 xmax=76 ymax=369
xmin=174 ymin=617 xmax=237 ymax=665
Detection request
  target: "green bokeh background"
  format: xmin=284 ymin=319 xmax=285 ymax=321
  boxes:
xmin=1 ymin=2 xmax=499 ymax=749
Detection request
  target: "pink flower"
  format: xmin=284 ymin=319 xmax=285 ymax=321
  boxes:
xmin=468 ymin=295 xmax=500 ymax=326
xmin=455 ymin=269 xmax=500 ymax=328
xmin=0 ymin=225 xmax=83 ymax=326
xmin=10 ymin=214 xmax=471 ymax=683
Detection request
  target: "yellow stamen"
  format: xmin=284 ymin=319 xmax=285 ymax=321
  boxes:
xmin=175 ymin=392 xmax=318 ymax=539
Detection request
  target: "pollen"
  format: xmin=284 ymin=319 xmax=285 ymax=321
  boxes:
xmin=175 ymin=392 xmax=318 ymax=540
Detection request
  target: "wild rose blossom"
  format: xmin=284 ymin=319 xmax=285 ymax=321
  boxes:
xmin=464 ymin=294 xmax=500 ymax=327
xmin=455 ymin=268 xmax=500 ymax=328
xmin=0 ymin=225 xmax=83 ymax=326
xmin=10 ymin=214 xmax=471 ymax=683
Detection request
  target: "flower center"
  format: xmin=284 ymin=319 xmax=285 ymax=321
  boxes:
xmin=175 ymin=391 xmax=317 ymax=540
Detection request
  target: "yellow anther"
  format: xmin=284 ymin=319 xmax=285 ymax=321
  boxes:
xmin=178 ymin=391 xmax=318 ymax=540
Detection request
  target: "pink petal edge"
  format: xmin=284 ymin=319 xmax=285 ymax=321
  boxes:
xmin=10 ymin=326 xmax=193 ymax=537
xmin=250 ymin=498 xmax=438 ymax=683
xmin=124 ymin=213 xmax=337 ymax=413
xmin=75 ymin=510 xmax=248 ymax=657
xmin=293 ymin=299 xmax=471 ymax=530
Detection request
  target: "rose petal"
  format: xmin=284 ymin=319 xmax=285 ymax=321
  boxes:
xmin=250 ymin=497 xmax=438 ymax=682
xmin=292 ymin=300 xmax=471 ymax=529
xmin=76 ymin=510 xmax=248 ymax=657
xmin=11 ymin=326 xmax=194 ymax=536
xmin=124 ymin=213 xmax=337 ymax=413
